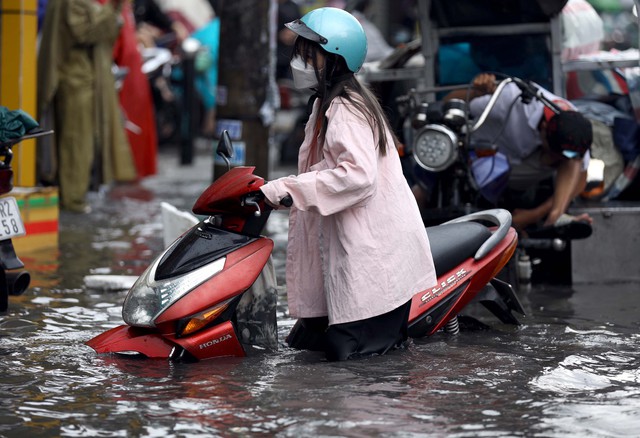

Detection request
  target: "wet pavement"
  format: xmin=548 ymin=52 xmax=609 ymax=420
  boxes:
xmin=1 ymin=143 xmax=639 ymax=437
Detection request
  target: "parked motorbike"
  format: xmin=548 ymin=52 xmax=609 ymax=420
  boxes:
xmin=398 ymin=75 xmax=600 ymax=286
xmin=144 ymin=34 xmax=211 ymax=147
xmin=86 ymin=131 xmax=524 ymax=361
xmin=399 ymin=75 xmax=554 ymax=221
xmin=0 ymin=129 xmax=51 ymax=311
xmin=398 ymin=75 xmax=592 ymax=256
xmin=145 ymin=45 xmax=185 ymax=145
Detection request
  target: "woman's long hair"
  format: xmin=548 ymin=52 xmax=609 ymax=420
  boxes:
xmin=293 ymin=37 xmax=396 ymax=158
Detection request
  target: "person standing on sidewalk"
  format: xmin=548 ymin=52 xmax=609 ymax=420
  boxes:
xmin=37 ymin=0 xmax=137 ymax=213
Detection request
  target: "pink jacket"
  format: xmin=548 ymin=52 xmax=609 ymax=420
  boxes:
xmin=261 ymin=96 xmax=437 ymax=325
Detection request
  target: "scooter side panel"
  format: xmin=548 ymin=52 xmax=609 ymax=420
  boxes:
xmin=85 ymin=325 xmax=176 ymax=358
xmin=409 ymin=227 xmax=517 ymax=335
xmin=154 ymin=237 xmax=274 ymax=325
xmin=446 ymin=228 xmax=517 ymax=316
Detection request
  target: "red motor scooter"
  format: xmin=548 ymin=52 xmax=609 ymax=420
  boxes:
xmin=86 ymin=131 xmax=524 ymax=361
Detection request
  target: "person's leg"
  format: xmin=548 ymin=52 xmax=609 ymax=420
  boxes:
xmin=511 ymin=197 xmax=551 ymax=231
xmin=324 ymin=300 xmax=412 ymax=361
xmin=286 ymin=316 xmax=329 ymax=352
xmin=56 ymin=80 xmax=95 ymax=212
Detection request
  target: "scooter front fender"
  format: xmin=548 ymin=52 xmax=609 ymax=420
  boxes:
xmin=166 ymin=320 xmax=246 ymax=360
xmin=86 ymin=321 xmax=247 ymax=360
xmin=86 ymin=325 xmax=176 ymax=358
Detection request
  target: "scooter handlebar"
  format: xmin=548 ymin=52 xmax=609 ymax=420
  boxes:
xmin=511 ymin=76 xmax=564 ymax=116
xmin=245 ymin=191 xmax=293 ymax=210
xmin=471 ymin=75 xmax=564 ymax=133
xmin=279 ymin=195 xmax=293 ymax=207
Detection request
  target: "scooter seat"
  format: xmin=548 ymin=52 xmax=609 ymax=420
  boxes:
xmin=426 ymin=222 xmax=492 ymax=276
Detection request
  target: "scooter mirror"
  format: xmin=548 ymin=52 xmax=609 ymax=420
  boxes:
xmin=216 ymin=130 xmax=234 ymax=171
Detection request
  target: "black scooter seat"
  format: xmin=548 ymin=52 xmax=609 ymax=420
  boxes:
xmin=426 ymin=222 xmax=492 ymax=276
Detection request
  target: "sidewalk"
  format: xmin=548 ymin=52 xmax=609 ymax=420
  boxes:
xmin=141 ymin=141 xmax=216 ymax=210
xmin=83 ymin=136 xmax=290 ymax=259
xmin=60 ymin=141 xmax=217 ymax=256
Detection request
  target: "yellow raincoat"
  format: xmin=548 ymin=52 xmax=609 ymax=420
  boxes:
xmin=37 ymin=0 xmax=136 ymax=210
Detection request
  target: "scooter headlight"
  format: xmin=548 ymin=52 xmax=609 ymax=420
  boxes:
xmin=122 ymin=256 xmax=226 ymax=327
xmin=413 ymin=124 xmax=458 ymax=172
xmin=121 ymin=268 xmax=159 ymax=327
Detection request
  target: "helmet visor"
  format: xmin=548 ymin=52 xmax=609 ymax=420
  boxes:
xmin=285 ymin=19 xmax=328 ymax=45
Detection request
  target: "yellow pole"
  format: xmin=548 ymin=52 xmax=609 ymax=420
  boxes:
xmin=0 ymin=0 xmax=38 ymax=187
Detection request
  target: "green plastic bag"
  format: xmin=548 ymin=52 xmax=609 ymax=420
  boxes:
xmin=0 ymin=106 xmax=39 ymax=143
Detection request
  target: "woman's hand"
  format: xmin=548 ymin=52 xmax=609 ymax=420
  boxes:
xmin=263 ymin=197 xmax=280 ymax=209
xmin=260 ymin=185 xmax=282 ymax=209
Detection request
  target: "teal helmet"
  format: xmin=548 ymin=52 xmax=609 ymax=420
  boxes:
xmin=285 ymin=7 xmax=368 ymax=73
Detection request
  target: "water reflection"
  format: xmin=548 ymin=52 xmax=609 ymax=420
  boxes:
xmin=0 ymin=156 xmax=639 ymax=436
xmin=20 ymin=246 xmax=60 ymax=290
xmin=2 ymin=279 xmax=640 ymax=436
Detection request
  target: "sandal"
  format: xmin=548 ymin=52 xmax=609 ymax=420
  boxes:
xmin=525 ymin=214 xmax=592 ymax=240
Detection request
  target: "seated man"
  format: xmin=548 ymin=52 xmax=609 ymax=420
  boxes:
xmin=447 ymin=73 xmax=594 ymax=235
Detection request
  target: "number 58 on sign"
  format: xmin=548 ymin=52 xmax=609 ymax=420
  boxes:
xmin=0 ymin=197 xmax=26 ymax=240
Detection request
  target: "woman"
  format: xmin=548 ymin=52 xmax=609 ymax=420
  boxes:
xmin=260 ymin=8 xmax=437 ymax=361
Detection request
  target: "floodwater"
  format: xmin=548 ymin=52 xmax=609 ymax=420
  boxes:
xmin=1 ymin=150 xmax=639 ymax=437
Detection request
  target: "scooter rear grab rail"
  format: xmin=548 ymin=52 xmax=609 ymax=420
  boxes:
xmin=443 ymin=208 xmax=512 ymax=260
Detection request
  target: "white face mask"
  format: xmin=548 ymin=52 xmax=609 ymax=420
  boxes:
xmin=290 ymin=56 xmax=320 ymax=89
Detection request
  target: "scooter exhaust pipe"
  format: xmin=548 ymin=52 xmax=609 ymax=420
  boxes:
xmin=6 ymin=270 xmax=30 ymax=296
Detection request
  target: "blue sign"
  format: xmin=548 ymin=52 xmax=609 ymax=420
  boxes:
xmin=215 ymin=119 xmax=242 ymax=140
xmin=214 ymin=141 xmax=246 ymax=166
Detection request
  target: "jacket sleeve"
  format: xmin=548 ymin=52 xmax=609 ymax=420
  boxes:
xmin=66 ymin=0 xmax=121 ymax=46
xmin=261 ymin=116 xmax=379 ymax=216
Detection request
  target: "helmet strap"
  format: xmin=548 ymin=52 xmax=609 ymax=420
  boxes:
xmin=320 ymin=55 xmax=353 ymax=93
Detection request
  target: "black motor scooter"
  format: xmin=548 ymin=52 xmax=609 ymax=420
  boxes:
xmin=0 ymin=128 xmax=52 ymax=311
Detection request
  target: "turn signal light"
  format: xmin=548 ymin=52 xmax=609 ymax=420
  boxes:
xmin=179 ymin=302 xmax=230 ymax=336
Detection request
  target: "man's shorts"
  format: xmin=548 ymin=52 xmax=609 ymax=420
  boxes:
xmin=507 ymin=149 xmax=556 ymax=192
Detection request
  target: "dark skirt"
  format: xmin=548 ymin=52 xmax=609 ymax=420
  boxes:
xmin=285 ymin=300 xmax=412 ymax=361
